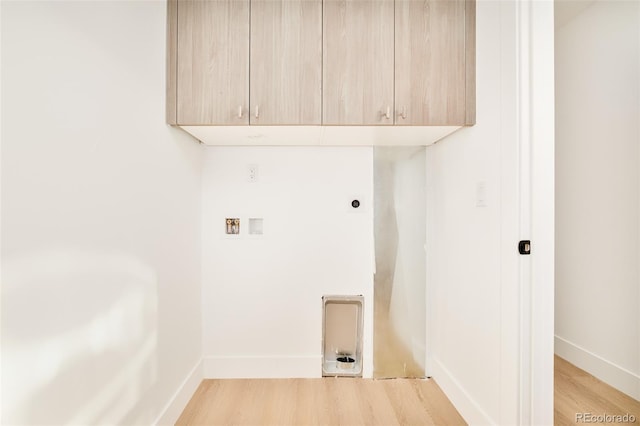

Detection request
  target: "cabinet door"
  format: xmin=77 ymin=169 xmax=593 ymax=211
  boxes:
xmin=323 ymin=0 xmax=394 ymax=125
xmin=395 ymin=0 xmax=466 ymax=125
xmin=250 ymin=0 xmax=322 ymax=125
xmin=177 ymin=0 xmax=249 ymax=125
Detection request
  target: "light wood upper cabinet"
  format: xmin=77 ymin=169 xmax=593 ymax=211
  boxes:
xmin=250 ymin=0 xmax=322 ymax=125
xmin=323 ymin=0 xmax=395 ymax=125
xmin=167 ymin=0 xmax=475 ymax=128
xmin=395 ymin=0 xmax=469 ymax=125
xmin=176 ymin=0 xmax=249 ymax=125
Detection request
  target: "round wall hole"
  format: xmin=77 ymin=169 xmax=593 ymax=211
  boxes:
xmin=351 ymin=200 xmax=360 ymax=208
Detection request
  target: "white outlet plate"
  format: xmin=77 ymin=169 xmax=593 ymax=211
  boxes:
xmin=248 ymin=218 xmax=264 ymax=235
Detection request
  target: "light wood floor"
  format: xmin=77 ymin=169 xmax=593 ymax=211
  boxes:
xmin=176 ymin=356 xmax=640 ymax=425
xmin=176 ymin=377 xmax=466 ymax=426
xmin=555 ymin=355 xmax=640 ymax=425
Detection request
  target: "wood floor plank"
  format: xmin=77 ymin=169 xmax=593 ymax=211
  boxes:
xmin=178 ymin=356 xmax=640 ymax=425
xmin=417 ymin=379 xmax=468 ymax=425
xmin=554 ymin=355 xmax=640 ymax=425
xmin=356 ymin=380 xmax=400 ymax=426
xmin=331 ymin=378 xmax=366 ymax=425
xmin=176 ymin=377 xmax=465 ymax=426
xmin=292 ymin=378 xmax=324 ymax=426
xmin=383 ymin=379 xmax=435 ymax=425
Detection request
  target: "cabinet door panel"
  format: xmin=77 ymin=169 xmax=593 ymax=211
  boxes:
xmin=323 ymin=0 xmax=394 ymax=125
xmin=395 ymin=0 xmax=466 ymax=125
xmin=177 ymin=0 xmax=249 ymax=125
xmin=251 ymin=0 xmax=322 ymax=125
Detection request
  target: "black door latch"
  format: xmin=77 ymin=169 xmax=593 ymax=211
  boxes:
xmin=518 ymin=240 xmax=531 ymax=255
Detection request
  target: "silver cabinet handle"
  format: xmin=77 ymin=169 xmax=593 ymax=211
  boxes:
xmin=383 ymin=106 xmax=391 ymax=120
xmin=255 ymin=105 xmax=260 ymax=119
xmin=238 ymin=106 xmax=243 ymax=119
xmin=400 ymin=106 xmax=407 ymax=120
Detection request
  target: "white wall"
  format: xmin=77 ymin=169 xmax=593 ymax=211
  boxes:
xmin=201 ymin=146 xmax=374 ymax=378
xmin=425 ymin=1 xmax=526 ymax=424
xmin=1 ymin=2 xmax=203 ymax=424
xmin=555 ymin=0 xmax=640 ymax=399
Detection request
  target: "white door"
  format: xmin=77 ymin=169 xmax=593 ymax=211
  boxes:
xmin=424 ymin=0 xmax=555 ymax=424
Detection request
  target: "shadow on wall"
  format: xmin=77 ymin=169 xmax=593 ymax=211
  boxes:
xmin=373 ymin=147 xmax=426 ymax=379
xmin=1 ymin=249 xmax=158 ymax=425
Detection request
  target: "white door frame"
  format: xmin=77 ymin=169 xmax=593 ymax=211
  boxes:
xmin=517 ymin=0 xmax=555 ymax=424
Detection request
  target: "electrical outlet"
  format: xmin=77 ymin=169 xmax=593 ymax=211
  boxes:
xmin=248 ymin=164 xmax=258 ymax=182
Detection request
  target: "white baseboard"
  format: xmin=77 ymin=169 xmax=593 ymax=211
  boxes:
xmin=154 ymin=358 xmax=203 ymax=426
xmin=555 ymin=335 xmax=640 ymax=400
xmin=430 ymin=357 xmax=495 ymax=425
xmin=203 ymin=355 xmax=322 ymax=378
